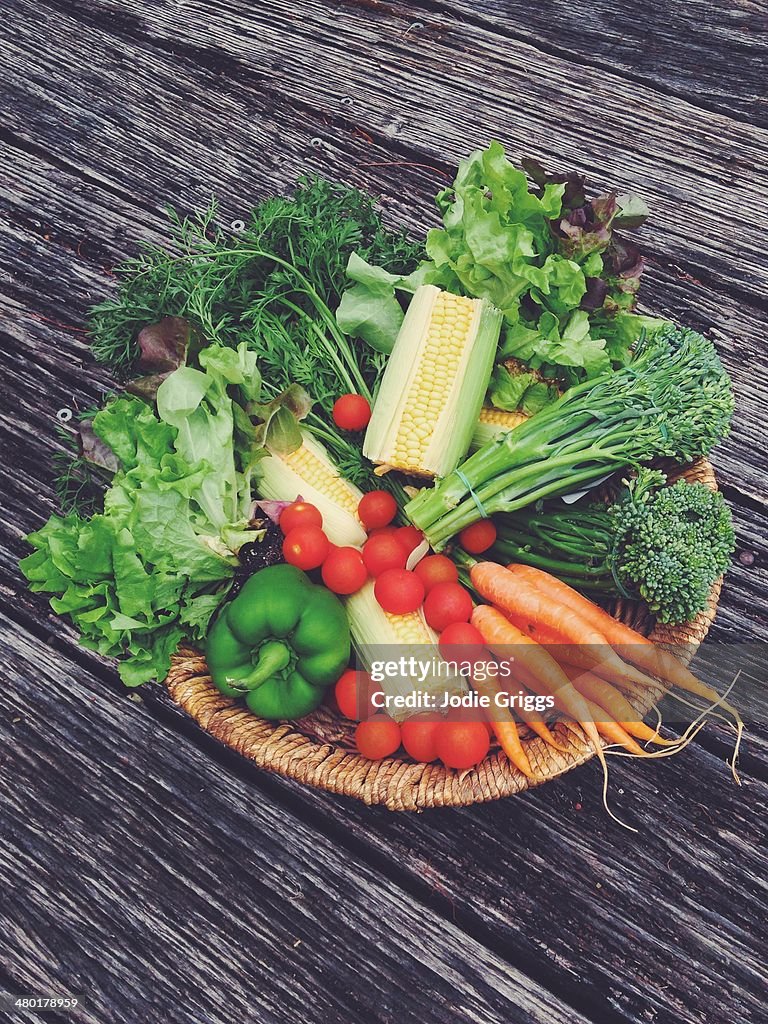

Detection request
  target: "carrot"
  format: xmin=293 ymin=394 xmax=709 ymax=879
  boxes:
xmin=506 ymin=563 xmax=741 ymax=716
xmin=581 ymin=698 xmax=645 ymax=755
xmin=559 ymin=663 xmax=678 ymax=747
xmin=506 ymin=563 xmax=743 ymax=780
xmin=468 ymin=663 xmax=534 ymax=778
xmin=571 ymin=657 xmax=662 ymax=693
xmin=490 ymin=718 xmax=535 ymax=778
xmin=493 ymin=655 xmax=569 ymax=751
xmin=472 ymin=561 xmax=654 ymax=689
xmin=500 ymin=613 xmax=562 ymax=647
xmin=509 ymin=689 xmax=569 ymax=752
xmin=513 ymin=661 xmax=644 ymax=755
xmin=560 ymin=662 xmax=639 ymax=722
xmin=471 ymin=605 xmax=603 ymax=755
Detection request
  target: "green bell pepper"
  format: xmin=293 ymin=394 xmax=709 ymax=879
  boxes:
xmin=206 ymin=563 xmax=350 ymax=720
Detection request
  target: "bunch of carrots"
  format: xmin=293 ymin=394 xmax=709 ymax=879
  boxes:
xmin=458 ymin=561 xmax=742 ymax=806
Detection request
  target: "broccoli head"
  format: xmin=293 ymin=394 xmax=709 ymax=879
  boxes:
xmin=610 ymin=469 xmax=735 ymax=623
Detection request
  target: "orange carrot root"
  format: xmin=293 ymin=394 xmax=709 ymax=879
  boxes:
xmin=471 ymin=603 xmax=603 ymax=756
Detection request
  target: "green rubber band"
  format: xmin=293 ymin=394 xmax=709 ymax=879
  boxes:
xmin=456 ymin=468 xmax=489 ymax=519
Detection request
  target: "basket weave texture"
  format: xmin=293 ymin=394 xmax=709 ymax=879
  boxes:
xmin=165 ymin=460 xmax=721 ymax=810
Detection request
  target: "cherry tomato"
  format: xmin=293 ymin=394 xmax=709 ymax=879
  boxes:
xmin=401 ymin=715 xmax=440 ymax=763
xmin=395 ymin=525 xmax=424 ymax=555
xmin=374 ymin=569 xmax=425 ymax=615
xmin=334 ymin=669 xmax=374 ymax=721
xmin=279 ymin=501 xmax=322 ymax=534
xmin=414 ymin=554 xmax=459 ymax=594
xmin=362 ymin=533 xmax=408 ymax=577
xmin=438 ymin=622 xmax=485 ymax=656
xmin=459 ymin=519 xmax=497 ymax=554
xmin=333 ymin=393 xmax=372 ymax=431
xmin=367 ymin=526 xmax=400 ymax=541
xmin=282 ymin=526 xmax=330 ymax=570
xmin=321 ymin=546 xmax=368 ymax=595
xmin=355 ymin=715 xmax=401 ymax=760
xmin=358 ymin=490 xmax=398 ymax=531
xmin=435 ymin=716 xmax=490 ymax=770
xmin=438 ymin=622 xmax=488 ymax=675
xmin=423 ymin=581 xmax=473 ymax=632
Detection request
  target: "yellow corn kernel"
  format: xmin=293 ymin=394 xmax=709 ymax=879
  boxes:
xmin=256 ymin=430 xmax=367 ymax=547
xmin=382 ymin=610 xmax=435 ymax=645
xmin=477 ymin=407 xmax=528 ymax=430
xmin=344 ymin=582 xmax=468 ymax=719
xmin=389 ymin=292 xmax=474 ymax=474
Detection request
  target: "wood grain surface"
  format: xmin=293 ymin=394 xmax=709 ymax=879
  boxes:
xmin=2 ymin=2 xmax=767 ymax=1023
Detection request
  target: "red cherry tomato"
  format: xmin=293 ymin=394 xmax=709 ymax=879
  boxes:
xmin=414 ymin=554 xmax=459 ymax=594
xmin=401 ymin=715 xmax=440 ymax=763
xmin=395 ymin=525 xmax=424 ymax=555
xmin=374 ymin=569 xmax=425 ymax=615
xmin=279 ymin=501 xmax=322 ymax=535
xmin=435 ymin=716 xmax=490 ymax=770
xmin=423 ymin=581 xmax=473 ymax=632
xmin=362 ymin=533 xmax=408 ymax=577
xmin=358 ymin=490 xmax=398 ymax=530
xmin=366 ymin=526 xmax=399 ymax=540
xmin=334 ymin=669 xmax=375 ymax=721
xmin=282 ymin=526 xmax=330 ymax=570
xmin=438 ymin=622 xmax=487 ymax=674
xmin=321 ymin=546 xmax=368 ymax=595
xmin=459 ymin=519 xmax=497 ymax=554
xmin=438 ymin=622 xmax=485 ymax=655
xmin=355 ymin=715 xmax=401 ymax=760
xmin=333 ymin=393 xmax=372 ymax=431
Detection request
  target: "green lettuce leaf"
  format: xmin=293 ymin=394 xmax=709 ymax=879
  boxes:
xmin=488 ymin=365 xmax=559 ymax=415
xmin=335 ymin=253 xmax=453 ymax=353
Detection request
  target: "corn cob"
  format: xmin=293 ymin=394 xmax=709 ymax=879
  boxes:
xmin=364 ymin=285 xmax=503 ymax=478
xmin=345 ymin=581 xmax=467 ymax=720
xmin=256 ymin=430 xmax=367 ymax=546
xmin=471 ymin=407 xmax=528 ymax=451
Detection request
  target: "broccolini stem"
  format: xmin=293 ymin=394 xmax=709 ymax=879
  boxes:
xmin=490 ymin=538 xmax=611 ymax=582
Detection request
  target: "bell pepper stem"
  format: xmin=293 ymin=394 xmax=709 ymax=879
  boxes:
xmin=237 ymin=640 xmax=292 ymax=691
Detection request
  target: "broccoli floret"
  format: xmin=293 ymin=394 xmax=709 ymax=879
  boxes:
xmin=610 ymin=470 xmax=735 ymax=623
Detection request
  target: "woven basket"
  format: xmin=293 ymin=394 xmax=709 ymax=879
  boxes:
xmin=165 ymin=460 xmax=722 ymax=810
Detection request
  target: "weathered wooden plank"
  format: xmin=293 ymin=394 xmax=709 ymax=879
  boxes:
xmin=3 ymin=291 xmax=765 ymax=1021
xmin=3 ymin=589 xmax=766 ymax=1024
xmin=13 ymin=0 xmax=762 ymax=308
xmin=0 ymin=609 xmax=596 ymax=1024
xmin=417 ymin=0 xmax=768 ymax=126
xmin=4 ymin=0 xmax=768 ymax=495
xmin=2 ymin=6 xmax=767 ymax=1024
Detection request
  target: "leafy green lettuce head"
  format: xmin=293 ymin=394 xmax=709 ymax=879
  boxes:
xmin=20 ymin=342 xmax=267 ymax=687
